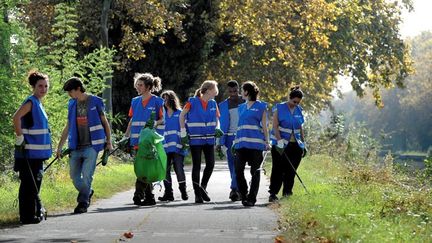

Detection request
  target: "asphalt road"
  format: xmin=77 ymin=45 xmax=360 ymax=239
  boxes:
xmin=0 ymin=160 xmax=278 ymax=243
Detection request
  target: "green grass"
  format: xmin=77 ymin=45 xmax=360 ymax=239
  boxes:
xmin=0 ymin=157 xmax=136 ymax=226
xmin=273 ymin=155 xmax=432 ymax=242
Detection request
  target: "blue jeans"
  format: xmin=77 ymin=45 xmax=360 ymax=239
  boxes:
xmin=225 ymin=135 xmax=238 ymax=190
xmin=69 ymin=147 xmax=98 ymax=205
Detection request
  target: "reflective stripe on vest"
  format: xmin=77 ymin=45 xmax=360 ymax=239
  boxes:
xmin=22 ymin=128 xmax=49 ymax=135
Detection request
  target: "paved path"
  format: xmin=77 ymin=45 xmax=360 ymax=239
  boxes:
xmin=0 ymin=160 xmax=278 ymax=242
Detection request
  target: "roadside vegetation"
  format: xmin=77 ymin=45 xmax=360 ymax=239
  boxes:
xmin=0 ymin=158 xmax=135 ymax=226
xmin=272 ymin=117 xmax=432 ymax=242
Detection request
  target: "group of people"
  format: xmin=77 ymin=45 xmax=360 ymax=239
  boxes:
xmin=13 ymin=71 xmax=306 ymax=225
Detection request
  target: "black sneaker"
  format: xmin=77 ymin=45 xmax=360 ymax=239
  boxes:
xmin=200 ymin=188 xmax=211 ymax=202
xmin=242 ymin=200 xmax=255 ymax=207
xmin=140 ymin=198 xmax=156 ymax=206
xmin=88 ymin=189 xmax=94 ymax=205
xmin=229 ymin=190 xmax=241 ymax=202
xmin=180 ymin=190 xmax=189 ymax=201
xmin=133 ymin=196 xmax=143 ymax=206
xmin=195 ymin=195 xmax=204 ymax=204
xmin=73 ymin=202 xmax=88 ymax=214
xmin=158 ymin=193 xmax=174 ymax=202
xmin=269 ymin=194 xmax=278 ymax=202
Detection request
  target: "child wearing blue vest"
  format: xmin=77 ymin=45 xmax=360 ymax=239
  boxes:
xmin=13 ymin=71 xmax=52 ymax=224
xmin=233 ymin=81 xmax=270 ymax=207
xmin=179 ymin=80 xmax=223 ymax=203
xmin=124 ymin=73 xmax=164 ymax=206
xmin=158 ymin=90 xmax=188 ymax=202
xmin=268 ymin=86 xmax=306 ymax=202
xmin=216 ymin=80 xmax=245 ymax=201
xmin=57 ymin=77 xmax=113 ymax=214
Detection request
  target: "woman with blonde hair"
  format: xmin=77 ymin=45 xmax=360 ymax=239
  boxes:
xmin=179 ymin=80 xmax=223 ymax=203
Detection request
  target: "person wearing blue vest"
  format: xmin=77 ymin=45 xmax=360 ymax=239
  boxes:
xmin=216 ymin=80 xmax=245 ymax=201
xmin=57 ymin=77 xmax=113 ymax=214
xmin=233 ymin=81 xmax=270 ymax=207
xmin=268 ymin=86 xmax=306 ymax=202
xmin=179 ymin=80 xmax=223 ymax=203
xmin=124 ymin=73 xmax=164 ymax=206
xmin=13 ymin=71 xmax=52 ymax=224
xmin=158 ymin=90 xmax=188 ymax=202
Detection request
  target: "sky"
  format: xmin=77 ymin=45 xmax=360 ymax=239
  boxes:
xmin=336 ymin=0 xmax=432 ymax=93
xmin=399 ymin=0 xmax=432 ymax=38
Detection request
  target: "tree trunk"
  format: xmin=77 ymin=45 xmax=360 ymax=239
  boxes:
xmin=101 ymin=0 xmax=112 ymax=114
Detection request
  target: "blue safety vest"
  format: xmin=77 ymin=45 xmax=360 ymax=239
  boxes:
xmin=186 ymin=97 xmax=217 ymax=146
xmin=15 ymin=95 xmax=52 ymax=159
xmin=218 ymin=98 xmax=244 ymax=146
xmin=270 ymin=102 xmax=305 ymax=148
xmin=68 ymin=95 xmax=106 ymax=152
xmin=234 ymin=101 xmax=267 ymax=150
xmin=129 ymin=95 xmax=164 ymax=146
xmin=162 ymin=109 xmax=185 ymax=154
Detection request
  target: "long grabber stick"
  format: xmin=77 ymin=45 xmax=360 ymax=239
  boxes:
xmin=281 ymin=151 xmax=309 ymax=194
xmin=44 ymin=148 xmax=71 ymax=172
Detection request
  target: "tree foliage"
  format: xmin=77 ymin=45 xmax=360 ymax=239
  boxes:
xmin=19 ymin=0 xmax=413 ymax=114
xmin=333 ymin=31 xmax=432 ymax=152
xmin=208 ymin=0 xmax=413 ymax=111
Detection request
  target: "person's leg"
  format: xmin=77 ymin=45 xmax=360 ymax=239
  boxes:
xmin=190 ymin=145 xmax=203 ymax=203
xmin=282 ymin=143 xmax=303 ymax=196
xmin=172 ymin=153 xmax=188 ymax=200
xmin=69 ymin=149 xmax=85 ymax=201
xmin=141 ymin=182 xmax=156 ymax=206
xmin=225 ymin=135 xmax=240 ymax=201
xmin=234 ymin=148 xmax=248 ymax=200
xmin=159 ymin=152 xmax=174 ymax=201
xmin=134 ymin=179 xmax=146 ymax=204
xmin=18 ymin=159 xmax=43 ymax=223
xmin=79 ymin=147 xmax=98 ymax=204
xmin=269 ymin=146 xmax=283 ymax=201
xmin=200 ymin=144 xmax=215 ymax=201
xmin=73 ymin=147 xmax=97 ymax=213
xmin=247 ymin=149 xmax=264 ymax=205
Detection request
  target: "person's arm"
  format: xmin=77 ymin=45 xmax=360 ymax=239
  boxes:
xmin=124 ymin=120 xmax=132 ymax=138
xmin=262 ymin=109 xmax=270 ymax=150
xmin=272 ymin=111 xmax=282 ymax=141
xmin=57 ymin=122 xmax=69 ymax=158
xmin=12 ymin=102 xmax=32 ymax=137
xmin=100 ymin=114 xmax=113 ymax=150
xmin=179 ymin=106 xmax=190 ymax=130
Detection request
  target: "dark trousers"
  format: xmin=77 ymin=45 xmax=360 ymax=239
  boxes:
xmin=235 ymin=148 xmax=263 ymax=203
xmin=269 ymin=142 xmax=303 ymax=196
xmin=163 ymin=152 xmax=186 ymax=194
xmin=190 ymin=145 xmax=215 ymax=194
xmin=17 ymin=158 xmax=44 ymax=223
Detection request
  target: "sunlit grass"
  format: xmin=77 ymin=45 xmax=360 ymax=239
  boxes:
xmin=0 ymin=157 xmax=135 ymax=226
xmin=273 ymin=155 xmax=432 ymax=242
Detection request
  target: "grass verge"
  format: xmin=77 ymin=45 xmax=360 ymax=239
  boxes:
xmin=273 ymin=154 xmax=432 ymax=242
xmin=0 ymin=157 xmax=136 ymax=226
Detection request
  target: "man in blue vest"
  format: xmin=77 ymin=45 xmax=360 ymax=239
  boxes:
xmin=217 ymin=80 xmax=245 ymax=201
xmin=57 ymin=77 xmax=113 ymax=214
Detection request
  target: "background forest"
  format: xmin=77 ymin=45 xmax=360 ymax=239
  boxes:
xmin=0 ymin=0 xmax=426 ymax=174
